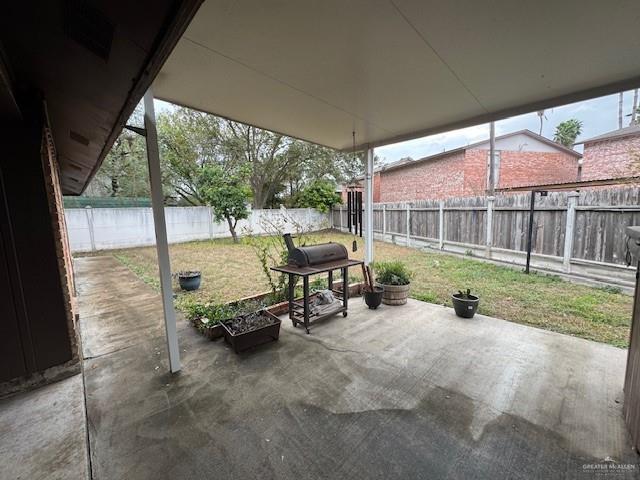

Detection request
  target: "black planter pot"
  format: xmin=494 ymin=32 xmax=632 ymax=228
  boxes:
xmin=451 ymin=293 xmax=479 ymax=318
xmin=364 ymin=287 xmax=384 ymax=309
xmin=178 ymin=271 xmax=201 ymax=291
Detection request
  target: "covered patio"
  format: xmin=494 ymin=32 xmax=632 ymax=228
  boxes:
xmin=2 ymin=1 xmax=640 ymax=478
xmin=46 ymin=256 xmax=638 ymax=478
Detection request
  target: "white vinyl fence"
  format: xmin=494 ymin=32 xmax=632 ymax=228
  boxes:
xmin=66 ymin=206 xmax=330 ymax=252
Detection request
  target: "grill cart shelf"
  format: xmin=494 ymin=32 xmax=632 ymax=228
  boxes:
xmin=271 ymin=258 xmax=363 ymax=334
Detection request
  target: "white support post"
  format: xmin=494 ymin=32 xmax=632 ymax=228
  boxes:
xmin=382 ymin=204 xmax=386 ymax=236
xmin=364 ymin=147 xmax=374 ymax=265
xmin=406 ymin=205 xmax=411 ymax=246
xmin=438 ymin=201 xmax=444 ymax=249
xmin=563 ymin=192 xmax=579 ymax=273
xmin=485 ymin=196 xmax=494 ymax=258
xmin=143 ymin=89 xmax=181 ymax=373
xmin=339 ymin=205 xmax=343 ymax=230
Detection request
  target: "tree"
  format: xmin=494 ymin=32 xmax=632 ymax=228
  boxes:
xmin=88 ymin=129 xmax=149 ymax=197
xmin=294 ymin=180 xmax=342 ymax=212
xmin=198 ymin=164 xmax=251 ymax=242
xmin=157 ymin=108 xmax=222 ymax=205
xmin=553 ymin=119 xmax=583 ymax=147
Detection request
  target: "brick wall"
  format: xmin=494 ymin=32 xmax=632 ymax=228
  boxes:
xmin=492 ymin=149 xmax=579 ymax=189
xmin=581 ymin=135 xmax=640 ymax=180
xmin=461 ymin=149 xmax=487 ymax=197
xmin=379 ymin=151 xmax=466 ymax=202
xmin=344 ymin=146 xmax=579 ymax=203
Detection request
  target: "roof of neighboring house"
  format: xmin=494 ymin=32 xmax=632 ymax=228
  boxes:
xmin=575 ymin=124 xmax=640 ymax=145
xmin=377 ymin=129 xmax=581 ymax=175
xmin=495 ymin=175 xmax=640 ymax=192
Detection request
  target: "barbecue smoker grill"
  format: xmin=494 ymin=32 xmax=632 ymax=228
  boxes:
xmin=283 ymin=233 xmax=348 ymax=267
xmin=271 ymin=234 xmax=363 ymax=333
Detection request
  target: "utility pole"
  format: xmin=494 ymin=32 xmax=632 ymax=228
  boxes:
xmin=488 ymin=121 xmax=496 ymax=195
xmin=618 ymin=92 xmax=624 ymax=129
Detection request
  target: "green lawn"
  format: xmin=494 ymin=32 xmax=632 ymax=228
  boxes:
xmin=83 ymin=230 xmax=634 ymax=348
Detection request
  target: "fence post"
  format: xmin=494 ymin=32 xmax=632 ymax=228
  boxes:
xmin=339 ymin=206 xmax=343 ymax=230
xmin=485 ymin=196 xmax=494 ymax=258
xmin=406 ymin=204 xmax=411 ymax=246
xmin=438 ymin=201 xmax=444 ymax=250
xmin=84 ymin=206 xmax=96 ymax=252
xmin=563 ymin=192 xmax=579 ymax=272
xmin=208 ymin=207 xmax=214 ymax=239
xmin=382 ymin=204 xmax=386 ymax=237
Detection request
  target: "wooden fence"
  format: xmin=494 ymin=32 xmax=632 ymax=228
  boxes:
xmin=332 ymin=187 xmax=640 ymax=282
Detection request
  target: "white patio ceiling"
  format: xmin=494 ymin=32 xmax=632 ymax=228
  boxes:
xmin=154 ymin=0 xmax=640 ymax=151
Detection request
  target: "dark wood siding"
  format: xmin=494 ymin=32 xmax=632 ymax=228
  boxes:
xmin=0 ymin=118 xmax=74 ymax=383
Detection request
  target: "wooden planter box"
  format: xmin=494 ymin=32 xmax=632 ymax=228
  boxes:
xmin=192 ymin=283 xmax=363 ymax=341
xmin=201 ymin=323 xmax=225 ymax=340
xmin=221 ymin=310 xmax=282 ymax=354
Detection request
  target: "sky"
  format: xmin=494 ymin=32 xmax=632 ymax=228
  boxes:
xmin=375 ymin=89 xmax=639 ymax=163
xmin=156 ymin=89 xmax=638 ymax=164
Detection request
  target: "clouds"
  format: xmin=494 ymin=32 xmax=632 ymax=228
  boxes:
xmin=376 ymin=90 xmax=637 ymax=163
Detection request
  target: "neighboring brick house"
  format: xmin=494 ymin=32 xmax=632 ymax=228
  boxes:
xmin=576 ymin=125 xmax=640 ymax=181
xmin=343 ymin=130 xmax=581 ymax=202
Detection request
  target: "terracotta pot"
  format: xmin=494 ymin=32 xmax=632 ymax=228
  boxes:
xmin=377 ymin=282 xmax=410 ymax=305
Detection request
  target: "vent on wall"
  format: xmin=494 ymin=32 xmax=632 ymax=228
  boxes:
xmin=64 ymin=0 xmax=114 ymax=61
xmin=69 ymin=130 xmax=90 ymax=146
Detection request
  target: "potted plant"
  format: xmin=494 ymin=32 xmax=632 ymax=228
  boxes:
xmin=361 ymin=264 xmax=383 ymax=309
xmin=374 ymin=261 xmax=413 ymax=305
xmin=222 ymin=309 xmax=282 ymax=353
xmin=451 ymin=289 xmax=479 ymax=318
xmin=177 ymin=270 xmax=201 ymax=291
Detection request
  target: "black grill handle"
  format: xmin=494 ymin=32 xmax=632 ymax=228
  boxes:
xmin=283 ymin=233 xmax=295 ymax=252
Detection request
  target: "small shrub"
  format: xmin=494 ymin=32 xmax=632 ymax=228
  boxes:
xmin=372 ymin=261 xmax=413 ymax=286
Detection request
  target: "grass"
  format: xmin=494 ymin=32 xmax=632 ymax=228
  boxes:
xmin=77 ymin=230 xmax=634 ymax=348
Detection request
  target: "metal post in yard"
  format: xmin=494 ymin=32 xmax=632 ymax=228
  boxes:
xmin=525 ymin=191 xmax=536 ymax=274
xmin=563 ymin=192 xmax=580 ymax=273
xmin=406 ymin=204 xmax=411 ymax=246
xmin=438 ymin=200 xmax=444 ymax=250
xmin=364 ymin=147 xmax=374 ymax=265
xmin=485 ymin=196 xmax=494 ymax=258
xmin=143 ymin=89 xmax=181 ymax=373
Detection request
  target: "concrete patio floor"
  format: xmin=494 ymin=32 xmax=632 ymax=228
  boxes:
xmin=69 ymin=255 xmax=640 ymax=479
